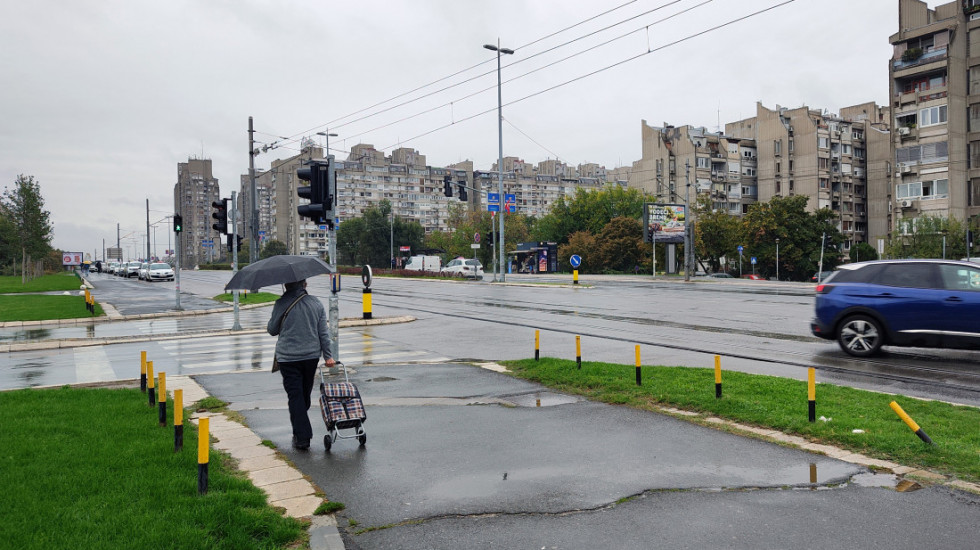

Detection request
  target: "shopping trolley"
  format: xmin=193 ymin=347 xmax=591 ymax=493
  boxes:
xmin=318 ymin=361 xmax=366 ymax=452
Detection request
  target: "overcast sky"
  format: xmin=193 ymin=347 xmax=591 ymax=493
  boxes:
xmin=1 ymin=0 xmax=901 ymax=257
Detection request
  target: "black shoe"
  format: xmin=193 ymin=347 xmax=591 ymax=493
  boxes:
xmin=292 ymin=437 xmax=310 ymax=450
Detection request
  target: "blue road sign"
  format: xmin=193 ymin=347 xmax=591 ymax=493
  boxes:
xmin=505 ymin=194 xmax=516 ymax=203
xmin=570 ymin=254 xmax=582 ymax=268
xmin=319 ymin=225 xmax=327 ymax=230
xmin=488 ymin=204 xmax=500 ymax=212
xmin=488 ymin=193 xmax=500 ymax=203
xmin=751 ymin=257 xmax=757 ymax=265
xmin=738 ymin=245 xmax=744 ymax=254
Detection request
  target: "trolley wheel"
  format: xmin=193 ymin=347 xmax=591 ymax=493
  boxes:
xmin=358 ymin=433 xmax=367 ymax=446
xmin=323 ymin=434 xmax=332 ymax=452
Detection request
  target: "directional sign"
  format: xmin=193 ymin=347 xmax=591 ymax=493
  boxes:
xmin=487 ymin=193 xmax=500 ymax=203
xmin=319 ymin=225 xmax=327 ymax=231
xmin=488 ymin=204 xmax=500 ymax=212
xmin=738 ymin=245 xmax=744 ymax=254
xmin=570 ymin=254 xmax=582 ymax=268
xmin=505 ymin=194 xmax=516 ymax=203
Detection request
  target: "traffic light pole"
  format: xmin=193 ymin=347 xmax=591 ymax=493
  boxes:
xmin=174 ymin=215 xmax=182 ymax=311
xmin=327 ymin=158 xmax=339 ymax=361
xmin=231 ymin=191 xmax=242 ymax=331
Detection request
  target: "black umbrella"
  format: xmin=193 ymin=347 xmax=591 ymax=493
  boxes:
xmin=224 ymin=255 xmax=334 ymax=292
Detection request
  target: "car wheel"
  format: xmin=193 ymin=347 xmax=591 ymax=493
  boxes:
xmin=837 ymin=314 xmax=883 ymax=357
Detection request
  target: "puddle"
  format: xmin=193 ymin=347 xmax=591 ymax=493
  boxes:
xmin=849 ymin=472 xmax=920 ymax=491
xmin=367 ymin=376 xmax=398 ymax=382
xmin=501 ymin=391 xmax=582 ymax=407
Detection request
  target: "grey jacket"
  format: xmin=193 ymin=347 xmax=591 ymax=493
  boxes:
xmin=267 ymin=289 xmax=332 ymax=363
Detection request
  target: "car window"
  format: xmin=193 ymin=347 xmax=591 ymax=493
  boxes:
xmin=938 ymin=264 xmax=980 ymax=291
xmin=151 ymin=263 xmax=170 ymax=269
xmin=831 ymin=265 xmax=882 ymax=283
xmin=874 ymin=263 xmax=939 ymax=289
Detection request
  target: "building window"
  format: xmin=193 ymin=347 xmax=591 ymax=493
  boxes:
xmin=819 ymin=137 xmax=829 ymax=149
xmin=919 ymin=105 xmax=947 ymax=126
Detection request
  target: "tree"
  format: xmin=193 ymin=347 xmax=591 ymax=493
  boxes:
xmin=885 ymin=215 xmax=966 ymax=259
xmin=693 ymin=195 xmax=743 ymax=274
xmin=337 ymin=200 xmax=425 ymax=268
xmin=534 ymin=185 xmax=648 ymax=244
xmin=849 ymin=242 xmax=878 ymax=263
xmin=558 ymin=231 xmax=599 ymax=274
xmin=596 ymin=216 xmax=646 ymax=273
xmin=1 ymin=175 xmax=53 ymax=282
xmin=336 ymin=217 xmax=366 ymax=265
xmin=260 ymin=239 xmax=288 ymax=259
xmin=742 ymin=195 xmax=842 ymax=281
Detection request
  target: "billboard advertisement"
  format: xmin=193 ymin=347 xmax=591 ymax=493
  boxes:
xmin=642 ymin=203 xmax=686 ymax=244
xmin=61 ymin=252 xmax=84 ymax=266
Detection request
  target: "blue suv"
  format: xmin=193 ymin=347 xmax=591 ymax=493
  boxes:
xmin=811 ymin=259 xmax=980 ymax=357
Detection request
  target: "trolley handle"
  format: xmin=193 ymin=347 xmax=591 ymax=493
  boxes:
xmin=319 ymin=360 xmax=348 ymax=384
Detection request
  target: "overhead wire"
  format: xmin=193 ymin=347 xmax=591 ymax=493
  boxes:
xmin=380 ymin=0 xmax=797 ymax=152
xmin=281 ymin=0 xmax=643 ymax=142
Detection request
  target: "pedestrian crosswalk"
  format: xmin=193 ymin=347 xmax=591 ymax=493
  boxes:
xmin=155 ymin=329 xmax=448 ymax=374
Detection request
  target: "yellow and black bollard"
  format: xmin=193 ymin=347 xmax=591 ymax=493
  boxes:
xmin=573 ymin=270 xmax=579 ymax=285
xmin=535 ymin=330 xmax=540 ymax=361
xmin=362 ymin=287 xmax=372 ymax=320
xmin=635 ymin=345 xmax=641 ymax=386
xmin=807 ymin=368 xmax=816 ymax=422
xmin=174 ymin=389 xmax=184 ymax=452
xmin=147 ymin=361 xmax=156 ymax=407
xmin=714 ymin=355 xmax=722 ymax=399
xmin=197 ymin=417 xmax=209 ymax=494
xmin=889 ymin=401 xmax=935 ymax=445
xmin=158 ymin=372 xmax=167 ymax=427
xmin=576 ymin=335 xmax=582 ymax=369
xmin=140 ymin=351 xmax=147 ymax=393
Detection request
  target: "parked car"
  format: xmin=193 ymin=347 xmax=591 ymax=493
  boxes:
xmin=106 ymin=262 xmax=118 ymax=274
xmin=810 ymin=259 xmax=980 ymax=357
xmin=125 ymin=261 xmax=142 ymax=278
xmin=404 ymin=255 xmax=442 ymax=272
xmin=138 ymin=262 xmax=150 ymax=280
xmin=146 ymin=262 xmax=175 ymax=282
xmin=742 ymin=274 xmax=764 ymax=280
xmin=811 ymin=271 xmax=835 ymax=283
xmin=441 ymin=258 xmax=484 ymax=279
xmin=707 ymin=272 xmax=734 ymax=278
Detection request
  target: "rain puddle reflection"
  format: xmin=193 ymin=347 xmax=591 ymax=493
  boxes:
xmin=502 ymin=391 xmax=582 ymax=407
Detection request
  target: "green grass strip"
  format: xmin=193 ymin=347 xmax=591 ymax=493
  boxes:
xmin=0 ymin=387 xmax=305 ymax=549
xmin=0 ymin=273 xmax=83 ymax=294
xmin=503 ymin=358 xmax=980 ymax=482
xmin=212 ymin=292 xmax=279 ymax=304
xmin=0 ymin=294 xmax=104 ymax=322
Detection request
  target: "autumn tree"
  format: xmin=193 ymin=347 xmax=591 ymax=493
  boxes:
xmin=534 ymin=185 xmax=648 ymax=244
xmin=596 ymin=216 xmax=646 ymax=272
xmin=558 ymin=231 xmax=599 ymax=274
xmin=692 ymin=195 xmax=743 ymax=274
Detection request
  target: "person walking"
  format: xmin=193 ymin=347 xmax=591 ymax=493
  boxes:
xmin=267 ymin=279 xmax=335 ymax=450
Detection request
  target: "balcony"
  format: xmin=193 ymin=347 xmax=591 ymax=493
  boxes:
xmin=892 ymin=47 xmax=948 ymax=71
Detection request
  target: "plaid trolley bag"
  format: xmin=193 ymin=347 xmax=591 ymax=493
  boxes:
xmin=318 ymin=362 xmax=366 ymax=451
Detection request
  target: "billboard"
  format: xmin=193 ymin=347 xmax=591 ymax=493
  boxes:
xmin=642 ymin=203 xmax=686 ymax=244
xmin=61 ymin=252 xmax=84 ymax=266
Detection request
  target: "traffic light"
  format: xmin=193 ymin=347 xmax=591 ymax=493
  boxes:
xmin=443 ymin=175 xmax=453 ymax=198
xmin=173 ymin=214 xmax=182 ymax=233
xmin=297 ymin=159 xmax=332 ymax=225
xmin=457 ymin=181 xmax=467 ymax=201
xmin=226 ymin=234 xmax=243 ymax=252
xmin=212 ymin=199 xmax=228 ymax=234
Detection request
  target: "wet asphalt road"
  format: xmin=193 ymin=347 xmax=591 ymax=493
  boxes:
xmin=198 ymin=364 xmax=980 ymax=549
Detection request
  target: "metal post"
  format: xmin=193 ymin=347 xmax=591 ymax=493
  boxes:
xmin=175 ymin=216 xmax=182 ymax=311
xmin=327 ymin=156 xmax=340 ymax=360
xmin=775 ymin=238 xmax=780 ymax=281
xmin=248 ymin=117 xmax=259 ymax=263
xmin=231 ymin=191 xmax=241 ymax=331
xmin=145 ymin=199 xmax=151 ymax=260
xmin=485 ymin=40 xmax=513 ymax=283
xmin=684 ymin=161 xmax=691 ymax=282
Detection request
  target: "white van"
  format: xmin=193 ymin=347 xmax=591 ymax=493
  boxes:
xmin=404 ymin=255 xmax=442 ymax=272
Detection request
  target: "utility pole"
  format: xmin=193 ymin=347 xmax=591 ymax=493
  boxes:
xmin=248 ymin=117 xmax=259 ymax=263
xmin=175 ymin=215 xmax=182 ymax=311
xmin=231 ymin=191 xmax=241 ymax=331
xmin=145 ymin=199 xmax=151 ymax=260
xmin=684 ymin=161 xmax=691 ymax=281
xmin=117 ymin=224 xmax=120 ymax=260
xmin=327 ymin=155 xmax=339 ymax=360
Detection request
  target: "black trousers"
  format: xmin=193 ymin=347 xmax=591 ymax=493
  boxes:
xmin=279 ymin=358 xmax=320 ymax=441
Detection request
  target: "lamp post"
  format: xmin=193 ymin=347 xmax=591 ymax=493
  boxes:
xmin=775 ymin=237 xmax=780 ymax=281
xmin=484 ymin=40 xmax=514 ymax=282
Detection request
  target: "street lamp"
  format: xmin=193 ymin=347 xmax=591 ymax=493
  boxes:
xmin=775 ymin=237 xmax=780 ymax=281
xmin=484 ymin=40 xmax=514 ymax=282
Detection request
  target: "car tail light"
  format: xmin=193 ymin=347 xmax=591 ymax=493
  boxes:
xmin=815 ymin=284 xmax=834 ymax=294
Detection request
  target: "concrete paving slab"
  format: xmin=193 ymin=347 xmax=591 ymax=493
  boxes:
xmin=249 ymin=465 xmax=305 ymax=487
xmin=226 ymin=443 xmax=275 ymax=461
xmin=263 ymin=479 xmax=316 ymax=502
xmin=238 ymin=454 xmax=287 ymax=472
xmin=272 ymin=495 xmax=323 ymax=520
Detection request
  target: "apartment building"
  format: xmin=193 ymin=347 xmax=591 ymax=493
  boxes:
xmin=889 ymin=0 xmax=980 ymax=235
xmin=631 ymin=122 xmax=758 ymax=215
xmin=173 ymin=158 xmax=221 ymax=267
